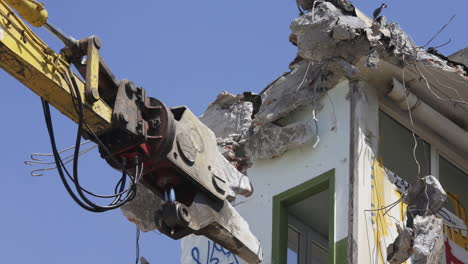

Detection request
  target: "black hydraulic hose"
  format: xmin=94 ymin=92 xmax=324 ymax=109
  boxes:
xmin=42 ymin=99 xmax=104 ymax=212
xmin=42 ymin=96 xmax=134 ymax=212
xmin=40 ymin=68 xmax=140 ymax=212
xmin=58 ymin=153 xmax=133 ymax=198
xmin=66 ymin=68 xmax=136 ymax=210
xmin=58 ymin=72 xmax=138 ymax=199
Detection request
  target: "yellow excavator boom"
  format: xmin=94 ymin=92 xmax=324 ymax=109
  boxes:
xmin=3 ymin=0 xmax=48 ymax=27
xmin=0 ymin=0 xmax=112 ymax=134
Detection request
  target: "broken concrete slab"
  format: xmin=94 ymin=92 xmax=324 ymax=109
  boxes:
xmin=199 ymin=92 xmax=254 ymax=139
xmin=199 ymin=92 xmax=261 ymax=174
xmin=292 ymin=0 xmax=467 ymax=83
xmin=291 ymin=3 xmax=345 ymax=63
xmin=245 ymin=120 xmax=318 ymax=161
xmin=387 ymin=215 xmax=445 ymax=264
xmin=404 ymin=175 xmax=447 ymax=226
xmin=412 ymin=215 xmax=445 ymax=264
xmin=254 ymin=61 xmax=324 ymax=126
xmin=334 ymin=15 xmax=367 ymax=38
xmin=202 ymin=88 xmax=321 ymax=163
xmin=385 ymin=176 xmax=447 ymax=263
xmin=387 ymin=224 xmax=414 ymax=264
xmin=290 ymin=2 xmax=370 ymax=65
xmin=332 ymin=22 xmax=358 ymax=41
xmin=216 ymin=134 xmax=249 ymax=172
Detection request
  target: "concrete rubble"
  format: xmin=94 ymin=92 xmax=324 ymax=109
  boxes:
xmin=201 ymin=60 xmax=326 ymax=165
xmin=244 ymin=120 xmax=318 ymax=160
xmin=199 ymin=92 xmax=254 ymax=140
xmin=202 ymin=0 xmax=465 ymax=168
xmin=253 ymin=61 xmax=324 ymax=126
xmin=404 ymin=175 xmax=447 ymax=226
xmin=412 ymin=215 xmax=445 ymax=264
xmin=199 ymin=92 xmax=258 ymax=174
xmin=387 ymin=225 xmax=414 ymax=264
xmin=292 ymin=0 xmax=468 ymax=81
xmin=387 ymin=176 xmax=447 ymax=264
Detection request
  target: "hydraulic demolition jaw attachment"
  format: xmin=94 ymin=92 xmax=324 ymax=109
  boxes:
xmin=104 ymin=81 xmax=262 ymax=262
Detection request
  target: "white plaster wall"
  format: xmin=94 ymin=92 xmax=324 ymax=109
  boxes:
xmin=181 ymin=80 xmax=351 ymax=264
xmin=350 ymin=82 xmax=380 ymax=264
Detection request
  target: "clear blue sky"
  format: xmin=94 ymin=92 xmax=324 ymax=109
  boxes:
xmin=0 ymin=0 xmax=466 ymax=263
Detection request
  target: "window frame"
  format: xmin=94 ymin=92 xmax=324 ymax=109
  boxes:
xmin=379 ymin=100 xmax=468 ymax=175
xmin=271 ymin=169 xmax=345 ymax=264
xmin=378 ymin=107 xmax=468 ymax=178
xmin=288 ymin=214 xmax=329 ymax=264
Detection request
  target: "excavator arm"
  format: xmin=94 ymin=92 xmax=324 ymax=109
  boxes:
xmin=0 ymin=1 xmax=262 ymax=262
xmin=0 ymin=0 xmax=113 ymax=133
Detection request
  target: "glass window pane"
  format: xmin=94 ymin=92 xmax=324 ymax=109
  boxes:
xmin=379 ymin=111 xmax=431 ymax=184
xmin=287 ymin=227 xmax=299 ymax=264
xmin=287 ymin=248 xmax=298 ymax=264
xmin=438 ymin=156 xmax=468 ymax=217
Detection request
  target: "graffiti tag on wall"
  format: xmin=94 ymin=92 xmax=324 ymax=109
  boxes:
xmin=191 ymin=240 xmax=239 ymax=264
